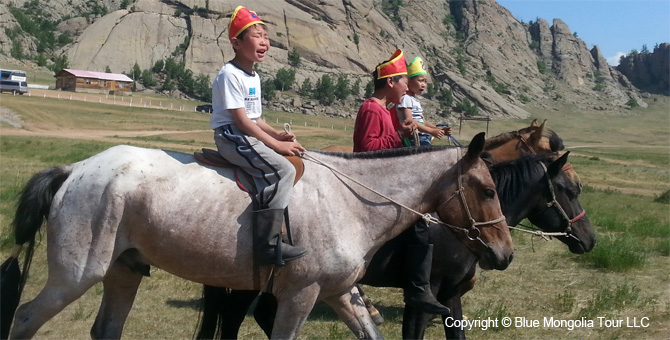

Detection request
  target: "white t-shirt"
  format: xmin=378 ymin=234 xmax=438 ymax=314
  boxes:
xmin=396 ymin=94 xmax=427 ymax=135
xmin=210 ymin=62 xmax=262 ymax=129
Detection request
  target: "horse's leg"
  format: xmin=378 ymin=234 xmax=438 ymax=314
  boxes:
xmin=356 ymin=284 xmax=384 ymax=325
xmin=438 ymin=283 xmax=467 ymax=340
xmin=222 ymin=290 xmax=261 ymax=339
xmin=10 ymin=273 xmax=102 ymax=338
xmin=441 ymin=295 xmax=466 ymax=340
xmin=90 ymin=260 xmax=143 ymax=339
xmin=402 ymin=280 xmax=444 ymax=340
xmin=253 ymin=292 xmax=277 ymax=338
xmin=269 ymin=284 xmax=320 ymax=339
xmin=323 ymin=286 xmax=383 ymax=340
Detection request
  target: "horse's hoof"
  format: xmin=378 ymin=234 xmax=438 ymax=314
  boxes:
xmin=369 ymin=307 xmax=385 ymax=325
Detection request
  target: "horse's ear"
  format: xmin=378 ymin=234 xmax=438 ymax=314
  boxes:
xmin=465 ymin=132 xmax=486 ymax=159
xmin=530 ymin=119 xmax=538 ymax=127
xmin=528 ymin=120 xmax=546 ymax=145
xmin=547 ymin=151 xmax=569 ymax=178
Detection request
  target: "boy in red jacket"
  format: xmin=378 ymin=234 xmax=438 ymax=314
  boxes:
xmin=353 ymin=49 xmax=415 ymax=152
xmin=352 ymin=50 xmax=450 ymax=315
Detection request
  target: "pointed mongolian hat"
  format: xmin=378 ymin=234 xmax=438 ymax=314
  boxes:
xmin=376 ymin=49 xmax=407 ymax=79
xmin=407 ymin=56 xmax=428 ymax=78
xmin=229 ymin=6 xmax=264 ymax=40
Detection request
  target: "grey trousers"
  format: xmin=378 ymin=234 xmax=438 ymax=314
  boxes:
xmin=214 ymin=124 xmax=296 ymax=209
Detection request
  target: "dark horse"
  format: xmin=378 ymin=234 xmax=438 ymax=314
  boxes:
xmin=195 ymin=152 xmax=596 ymax=339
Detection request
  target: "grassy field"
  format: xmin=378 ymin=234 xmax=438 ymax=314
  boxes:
xmin=0 ymin=93 xmax=668 ymax=339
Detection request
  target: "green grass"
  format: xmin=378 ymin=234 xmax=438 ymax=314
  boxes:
xmin=578 ymin=283 xmax=643 ymax=319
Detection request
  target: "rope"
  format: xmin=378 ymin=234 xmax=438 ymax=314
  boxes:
xmin=508 ymin=225 xmax=568 ymax=240
xmin=301 ymin=149 xmax=505 ymax=235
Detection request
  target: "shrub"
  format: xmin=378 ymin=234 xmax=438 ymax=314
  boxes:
xmin=334 ymin=74 xmax=350 ymax=100
xmin=314 ymin=74 xmax=335 ymax=105
xmin=262 ymin=78 xmax=276 ymax=100
xmin=10 ymin=40 xmax=23 ymax=60
xmin=350 ymin=78 xmax=361 ymax=97
xmin=288 ymin=48 xmax=301 ymax=67
xmin=141 ymin=69 xmax=157 ymax=87
xmin=300 ymin=78 xmax=313 ymax=97
xmin=274 ymin=68 xmax=296 ymax=91
xmin=36 ymin=54 xmax=47 ymax=67
xmin=654 ymin=189 xmax=670 ymax=204
xmin=537 ymin=60 xmax=547 ymax=74
xmin=49 ymin=55 xmax=69 ymax=74
xmin=455 ymin=98 xmax=478 ymax=116
xmin=519 ymin=94 xmax=531 ymax=103
xmin=130 ymin=62 xmax=142 ymax=81
xmin=626 ymin=98 xmax=639 ymax=108
xmin=438 ymin=87 xmax=453 ymax=108
xmin=364 ymin=79 xmax=374 ymax=98
xmin=152 ymin=60 xmax=164 ymax=73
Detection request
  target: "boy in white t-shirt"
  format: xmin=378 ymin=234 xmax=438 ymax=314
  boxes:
xmin=394 ymin=57 xmax=451 ymax=146
xmin=211 ymin=6 xmax=306 ymax=266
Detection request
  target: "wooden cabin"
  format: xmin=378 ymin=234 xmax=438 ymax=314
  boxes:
xmin=55 ymin=69 xmax=133 ymax=94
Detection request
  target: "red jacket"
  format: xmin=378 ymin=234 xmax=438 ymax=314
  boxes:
xmin=353 ymin=99 xmax=401 ymax=152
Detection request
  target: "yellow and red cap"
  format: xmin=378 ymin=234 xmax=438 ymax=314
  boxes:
xmin=376 ymin=49 xmax=407 ymax=79
xmin=229 ymin=6 xmax=264 ymax=40
xmin=407 ymin=56 xmax=427 ymax=78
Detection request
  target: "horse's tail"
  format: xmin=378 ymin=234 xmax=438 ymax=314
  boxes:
xmin=1 ymin=165 xmax=72 ymax=339
xmin=195 ymin=286 xmax=263 ymax=340
xmin=195 ymin=285 xmax=228 ymax=340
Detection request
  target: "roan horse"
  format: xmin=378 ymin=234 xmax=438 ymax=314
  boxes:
xmin=196 ymin=122 xmax=595 ymax=339
xmin=4 ymin=133 xmax=514 ymax=339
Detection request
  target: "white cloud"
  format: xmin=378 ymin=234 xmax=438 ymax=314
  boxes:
xmin=607 ymin=52 xmax=626 ymax=66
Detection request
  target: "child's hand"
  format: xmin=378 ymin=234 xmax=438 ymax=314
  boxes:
xmin=429 ymin=127 xmax=445 ymax=139
xmin=275 ymin=140 xmax=306 ymax=156
xmin=278 ymin=132 xmax=297 ymax=142
xmin=441 ymin=126 xmax=453 ymax=136
xmin=398 ymin=120 xmax=419 ymax=137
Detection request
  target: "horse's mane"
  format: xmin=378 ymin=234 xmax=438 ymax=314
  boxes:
xmin=484 ymin=127 xmax=564 ymax=152
xmin=488 ymin=154 xmax=556 ymax=207
xmin=310 ymin=145 xmax=461 ymax=159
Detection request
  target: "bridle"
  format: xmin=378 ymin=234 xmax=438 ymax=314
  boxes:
xmin=514 ymin=131 xmax=536 ymax=154
xmin=302 ymin=149 xmax=506 ymax=249
xmin=436 ymin=152 xmax=506 ymax=249
xmin=513 ymin=162 xmax=585 ymax=241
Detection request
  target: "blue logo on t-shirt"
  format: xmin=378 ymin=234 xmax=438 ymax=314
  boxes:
xmin=249 ymin=88 xmax=256 ymax=95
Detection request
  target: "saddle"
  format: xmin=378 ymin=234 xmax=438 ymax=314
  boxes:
xmin=194 ymin=148 xmax=304 ymax=193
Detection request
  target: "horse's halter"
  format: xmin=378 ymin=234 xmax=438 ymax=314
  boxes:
xmin=436 ymin=151 xmax=507 ymax=249
xmin=532 ymin=162 xmax=586 ymax=240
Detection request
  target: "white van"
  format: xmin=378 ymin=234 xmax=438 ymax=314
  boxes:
xmin=0 ymin=80 xmax=29 ymax=95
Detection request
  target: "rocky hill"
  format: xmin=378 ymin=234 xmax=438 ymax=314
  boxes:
xmin=0 ymin=0 xmax=657 ymax=121
xmin=617 ymin=43 xmax=670 ymax=95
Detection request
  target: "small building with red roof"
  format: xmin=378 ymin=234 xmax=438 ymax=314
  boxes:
xmin=55 ymin=69 xmax=133 ymax=94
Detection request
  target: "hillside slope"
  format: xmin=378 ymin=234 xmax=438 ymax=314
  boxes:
xmin=0 ymin=0 xmax=652 ymax=119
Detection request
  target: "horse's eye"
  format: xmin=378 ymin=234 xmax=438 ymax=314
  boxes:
xmin=484 ymin=189 xmax=496 ymax=199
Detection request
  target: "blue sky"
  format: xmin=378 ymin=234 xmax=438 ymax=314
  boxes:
xmin=496 ymin=0 xmax=670 ymax=65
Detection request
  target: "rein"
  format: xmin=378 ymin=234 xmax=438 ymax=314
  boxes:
xmin=301 ymin=149 xmax=506 ymax=248
xmin=508 ymin=162 xmax=585 ymax=241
